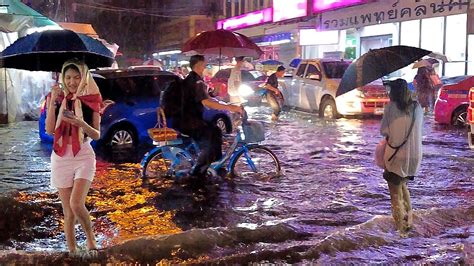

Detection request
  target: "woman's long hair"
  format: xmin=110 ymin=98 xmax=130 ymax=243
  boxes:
xmin=388 ymin=78 xmax=413 ymax=113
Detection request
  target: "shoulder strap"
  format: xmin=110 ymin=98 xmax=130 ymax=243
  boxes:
xmin=387 ymin=102 xmax=417 ymax=162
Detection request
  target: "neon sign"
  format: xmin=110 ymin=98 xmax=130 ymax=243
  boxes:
xmin=313 ymin=0 xmax=368 ymax=12
xmin=272 ymin=0 xmax=308 ymax=22
xmin=216 ymin=8 xmax=273 ymax=30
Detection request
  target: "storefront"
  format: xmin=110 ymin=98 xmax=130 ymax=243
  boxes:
xmin=219 ymin=0 xmax=312 ymax=65
xmin=304 ymin=0 xmax=471 ymax=78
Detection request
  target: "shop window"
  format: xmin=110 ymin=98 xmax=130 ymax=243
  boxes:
xmin=444 ymin=62 xmax=466 ymax=77
xmin=421 ymin=17 xmax=444 ymax=53
xmin=445 ymin=14 xmax=467 ymax=75
xmin=468 ymin=35 xmax=474 ymax=75
xmin=400 ymin=20 xmax=420 ymax=48
xmin=226 ymin=0 xmax=231 ymax=17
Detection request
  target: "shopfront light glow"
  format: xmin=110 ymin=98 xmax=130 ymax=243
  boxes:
xmin=313 ymin=0 xmax=367 ymax=12
xmin=272 ymin=0 xmax=308 ymax=22
xmin=299 ymin=29 xmax=339 ymax=45
xmin=158 ymin=50 xmax=181 ymax=56
xmin=216 ymin=8 xmax=273 ymax=30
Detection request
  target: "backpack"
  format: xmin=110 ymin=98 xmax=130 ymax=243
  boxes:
xmin=160 ymin=76 xmax=184 ymax=118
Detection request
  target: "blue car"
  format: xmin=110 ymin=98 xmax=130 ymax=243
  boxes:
xmin=39 ymin=68 xmax=233 ymax=152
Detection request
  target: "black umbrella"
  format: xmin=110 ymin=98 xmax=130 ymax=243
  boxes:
xmin=0 ymin=29 xmax=114 ymax=72
xmin=336 ymin=45 xmax=431 ymax=97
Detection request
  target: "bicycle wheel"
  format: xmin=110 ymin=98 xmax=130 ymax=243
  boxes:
xmin=142 ymin=149 xmax=172 ymax=179
xmin=230 ymin=144 xmax=281 ymax=180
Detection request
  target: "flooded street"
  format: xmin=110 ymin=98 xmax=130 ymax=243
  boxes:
xmin=0 ymin=107 xmax=472 ymax=264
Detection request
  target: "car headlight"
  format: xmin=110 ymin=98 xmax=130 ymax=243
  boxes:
xmin=355 ymin=88 xmax=365 ymax=98
xmin=238 ymin=84 xmax=254 ymax=97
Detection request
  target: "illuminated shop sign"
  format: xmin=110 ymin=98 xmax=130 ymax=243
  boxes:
xmin=216 ymin=8 xmax=273 ymax=30
xmin=273 ymin=0 xmax=308 ymax=22
xmin=252 ymin=32 xmax=293 ymax=46
xmin=313 ymin=0 xmax=368 ymax=12
xmin=299 ymin=29 xmax=339 ymax=45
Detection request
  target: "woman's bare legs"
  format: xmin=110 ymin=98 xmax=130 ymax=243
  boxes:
xmin=69 ymin=178 xmax=97 ymax=250
xmin=58 ymin=187 xmax=77 ymax=252
xmin=401 ymin=181 xmax=413 ymax=229
xmin=387 ymin=181 xmax=408 ymax=233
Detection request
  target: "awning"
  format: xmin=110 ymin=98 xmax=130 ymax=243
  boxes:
xmin=0 ymin=0 xmax=57 ymax=32
xmin=58 ymin=22 xmax=98 ymax=38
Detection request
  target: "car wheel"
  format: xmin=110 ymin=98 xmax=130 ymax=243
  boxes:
xmin=108 ymin=128 xmax=136 ymax=150
xmin=214 ymin=116 xmax=230 ymax=134
xmin=452 ymin=107 xmax=468 ymax=127
xmin=319 ymin=97 xmax=339 ymax=119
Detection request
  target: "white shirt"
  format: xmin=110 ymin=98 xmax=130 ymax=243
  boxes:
xmin=381 ymin=102 xmax=424 ymax=177
xmin=227 ymin=65 xmax=241 ymax=97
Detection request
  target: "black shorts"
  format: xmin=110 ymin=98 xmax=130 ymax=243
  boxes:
xmin=383 ymin=171 xmax=414 ymax=185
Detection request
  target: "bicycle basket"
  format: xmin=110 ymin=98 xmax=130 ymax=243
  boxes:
xmin=242 ymin=120 xmax=265 ymax=143
xmin=147 ymin=108 xmax=179 ymax=142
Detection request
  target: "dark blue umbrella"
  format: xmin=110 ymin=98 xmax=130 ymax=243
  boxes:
xmin=289 ymin=58 xmax=301 ymax=68
xmin=260 ymin=59 xmax=283 ymax=66
xmin=0 ymin=29 xmax=114 ymax=72
xmin=336 ymin=45 xmax=431 ymax=97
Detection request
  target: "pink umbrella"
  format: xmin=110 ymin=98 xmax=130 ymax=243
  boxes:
xmin=182 ymin=29 xmax=263 ymax=59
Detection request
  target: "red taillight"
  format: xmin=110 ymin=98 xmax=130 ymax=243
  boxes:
xmin=468 ymin=107 xmax=472 ymax=123
xmin=438 ymin=88 xmax=448 ymax=100
xmin=469 ymin=88 xmax=474 ymax=104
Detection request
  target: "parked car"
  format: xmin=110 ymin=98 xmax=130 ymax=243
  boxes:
xmin=208 ymin=68 xmax=267 ymax=105
xmin=468 ymin=87 xmax=474 ymax=148
xmin=434 ymin=75 xmax=473 ymax=127
xmin=281 ymin=59 xmax=389 ymax=118
xmin=39 ymin=68 xmax=233 ymax=152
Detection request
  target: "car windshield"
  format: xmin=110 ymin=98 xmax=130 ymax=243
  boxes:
xmin=322 ymin=61 xmax=350 ymax=79
xmin=248 ymin=70 xmax=265 ymax=79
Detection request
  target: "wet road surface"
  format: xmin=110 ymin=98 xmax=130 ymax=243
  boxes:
xmin=0 ymin=107 xmax=472 ymax=264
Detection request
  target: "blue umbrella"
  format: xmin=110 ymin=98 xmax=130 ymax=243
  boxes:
xmin=289 ymin=58 xmax=301 ymax=68
xmin=260 ymin=59 xmax=283 ymax=66
xmin=0 ymin=29 xmax=114 ymax=72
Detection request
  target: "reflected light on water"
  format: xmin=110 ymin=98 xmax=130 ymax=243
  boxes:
xmin=89 ymin=163 xmax=181 ymax=246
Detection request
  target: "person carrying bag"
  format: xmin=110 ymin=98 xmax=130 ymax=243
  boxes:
xmin=377 ymin=79 xmax=423 ymax=236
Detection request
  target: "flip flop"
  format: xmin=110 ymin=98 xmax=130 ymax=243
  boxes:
xmin=80 ymin=248 xmax=99 ymax=260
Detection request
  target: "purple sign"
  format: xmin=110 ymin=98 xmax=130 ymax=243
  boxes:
xmin=216 ymin=8 xmax=273 ymax=30
xmin=313 ymin=0 xmax=368 ymax=12
xmin=273 ymin=0 xmax=308 ymax=22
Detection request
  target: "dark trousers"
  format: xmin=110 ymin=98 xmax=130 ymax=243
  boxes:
xmin=176 ymin=121 xmax=222 ymax=176
xmin=266 ymin=92 xmax=282 ymax=116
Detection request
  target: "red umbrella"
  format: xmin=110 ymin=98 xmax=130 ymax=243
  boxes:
xmin=182 ymin=29 xmax=263 ymax=59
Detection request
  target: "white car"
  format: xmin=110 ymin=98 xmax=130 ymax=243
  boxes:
xmin=282 ymin=59 xmax=389 ymax=118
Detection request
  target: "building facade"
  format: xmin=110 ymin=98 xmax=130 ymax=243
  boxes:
xmin=217 ymin=0 xmax=473 ymax=78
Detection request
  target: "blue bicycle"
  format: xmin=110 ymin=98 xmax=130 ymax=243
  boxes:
xmin=140 ymin=111 xmax=281 ymax=180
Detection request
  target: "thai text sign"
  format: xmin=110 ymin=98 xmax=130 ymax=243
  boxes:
xmin=216 ymin=8 xmax=273 ymax=30
xmin=320 ymin=0 xmax=469 ymax=31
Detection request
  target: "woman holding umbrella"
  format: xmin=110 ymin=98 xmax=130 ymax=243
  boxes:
xmin=380 ymin=79 xmax=423 ymax=236
xmin=45 ymin=59 xmax=102 ymax=258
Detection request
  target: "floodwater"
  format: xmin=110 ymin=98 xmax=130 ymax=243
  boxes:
xmin=0 ymin=107 xmax=472 ymax=264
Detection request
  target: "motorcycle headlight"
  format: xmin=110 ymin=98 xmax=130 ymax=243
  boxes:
xmin=238 ymin=84 xmax=254 ymax=97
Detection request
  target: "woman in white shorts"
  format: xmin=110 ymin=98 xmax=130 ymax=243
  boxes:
xmin=45 ymin=59 xmax=102 ymax=257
